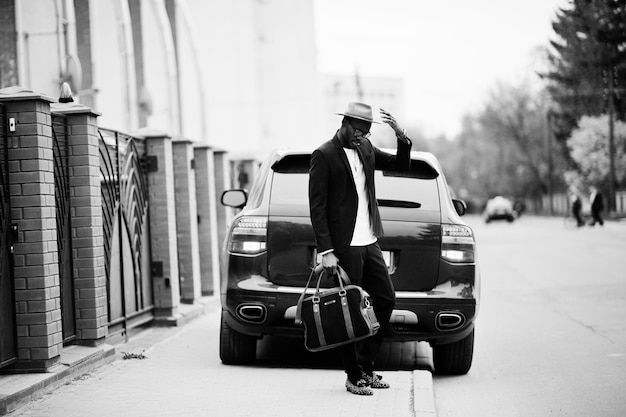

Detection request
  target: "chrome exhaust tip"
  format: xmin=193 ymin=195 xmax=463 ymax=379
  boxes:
xmin=236 ymin=304 xmax=267 ymax=323
xmin=436 ymin=312 xmax=465 ymax=331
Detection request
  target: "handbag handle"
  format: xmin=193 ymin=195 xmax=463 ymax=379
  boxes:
xmin=294 ymin=264 xmax=351 ymax=324
xmin=313 ymin=264 xmax=350 ymax=294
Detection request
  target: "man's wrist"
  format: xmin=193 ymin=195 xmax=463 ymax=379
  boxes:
xmin=396 ymin=128 xmax=411 ymax=144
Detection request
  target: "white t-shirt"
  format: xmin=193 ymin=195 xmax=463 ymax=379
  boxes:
xmin=343 ymin=148 xmax=377 ymax=247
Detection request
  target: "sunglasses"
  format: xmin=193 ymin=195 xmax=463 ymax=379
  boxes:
xmin=348 ymin=121 xmax=371 ymax=140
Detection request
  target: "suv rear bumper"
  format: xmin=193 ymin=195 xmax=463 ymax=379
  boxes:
xmin=223 ymin=287 xmax=477 ymax=345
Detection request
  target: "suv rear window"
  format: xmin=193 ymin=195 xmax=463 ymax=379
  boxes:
xmin=269 ymin=157 xmax=440 ymax=211
xmin=374 ymin=172 xmax=439 ymax=211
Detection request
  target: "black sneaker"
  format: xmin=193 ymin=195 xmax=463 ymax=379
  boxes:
xmin=345 ymin=377 xmax=373 ymax=395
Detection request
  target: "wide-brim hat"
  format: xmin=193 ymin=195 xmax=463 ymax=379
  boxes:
xmin=335 ymin=102 xmax=381 ymax=124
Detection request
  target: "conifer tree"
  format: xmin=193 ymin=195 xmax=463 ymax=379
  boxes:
xmin=544 ymin=0 xmax=626 ymax=143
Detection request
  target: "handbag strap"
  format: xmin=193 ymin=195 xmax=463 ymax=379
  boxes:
xmin=340 ymin=290 xmax=355 ymax=340
xmin=312 ymin=301 xmax=326 ymax=346
xmin=295 ymin=268 xmax=317 ymax=324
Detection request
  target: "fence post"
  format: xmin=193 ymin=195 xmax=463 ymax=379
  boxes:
xmin=212 ymin=149 xmax=230 ymax=255
xmin=193 ymin=145 xmax=220 ymax=295
xmin=172 ymin=140 xmax=201 ymax=303
xmin=137 ymin=130 xmax=181 ymax=322
xmin=51 ymin=101 xmax=108 ymax=346
xmin=0 ymin=87 xmax=61 ymax=371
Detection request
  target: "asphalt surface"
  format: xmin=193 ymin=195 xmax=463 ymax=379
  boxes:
xmin=434 ymin=215 xmax=626 ymax=417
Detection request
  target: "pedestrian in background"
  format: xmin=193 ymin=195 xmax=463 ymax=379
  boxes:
xmin=308 ymin=102 xmax=412 ymax=395
xmin=589 ymin=186 xmax=604 ymax=226
xmin=571 ymin=192 xmax=585 ymax=227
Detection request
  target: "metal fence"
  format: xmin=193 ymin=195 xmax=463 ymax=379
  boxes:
xmin=99 ymin=127 xmax=152 ymax=342
xmin=52 ymin=114 xmax=76 ymax=344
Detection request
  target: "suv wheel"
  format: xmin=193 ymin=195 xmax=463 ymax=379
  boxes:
xmin=433 ymin=329 xmax=474 ymax=375
xmin=219 ymin=312 xmax=257 ymax=365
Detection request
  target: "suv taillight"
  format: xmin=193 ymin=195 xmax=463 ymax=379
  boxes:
xmin=441 ymin=224 xmax=475 ymax=263
xmin=228 ymin=216 xmax=267 ymax=255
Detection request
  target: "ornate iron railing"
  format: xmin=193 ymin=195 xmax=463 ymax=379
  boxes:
xmin=52 ymin=114 xmax=75 ymax=343
xmin=98 ymin=127 xmax=151 ymax=332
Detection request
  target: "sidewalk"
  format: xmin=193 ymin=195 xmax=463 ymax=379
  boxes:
xmin=2 ymin=298 xmax=436 ymax=417
xmin=0 ymin=297 xmax=219 ymax=415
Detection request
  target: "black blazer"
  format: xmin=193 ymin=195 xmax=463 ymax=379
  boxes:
xmin=309 ymin=133 xmax=412 ymax=255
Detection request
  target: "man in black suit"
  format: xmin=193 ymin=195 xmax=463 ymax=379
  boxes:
xmin=309 ymin=102 xmax=412 ymax=395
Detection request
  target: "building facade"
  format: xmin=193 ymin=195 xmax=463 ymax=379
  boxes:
xmin=0 ymin=0 xmax=323 ymax=159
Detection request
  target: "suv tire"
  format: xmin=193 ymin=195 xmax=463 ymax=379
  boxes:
xmin=433 ymin=329 xmax=474 ymax=375
xmin=219 ymin=312 xmax=257 ymax=365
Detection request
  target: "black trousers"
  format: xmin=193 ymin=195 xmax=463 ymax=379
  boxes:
xmin=336 ymin=242 xmax=395 ymax=381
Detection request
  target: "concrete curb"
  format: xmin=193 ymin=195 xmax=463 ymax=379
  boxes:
xmin=413 ymin=370 xmax=437 ymax=416
xmin=0 ymin=344 xmax=116 ymax=415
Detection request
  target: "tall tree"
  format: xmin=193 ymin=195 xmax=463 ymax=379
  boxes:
xmin=544 ymin=0 xmax=626 ymax=143
xmin=481 ymin=82 xmax=570 ymax=199
xmin=565 ymin=115 xmax=626 ymax=190
xmin=434 ymin=81 xmax=569 ymax=209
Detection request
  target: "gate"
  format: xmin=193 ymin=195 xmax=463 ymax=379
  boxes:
xmin=99 ymin=128 xmax=152 ymax=342
xmin=0 ymin=103 xmax=17 ymax=368
xmin=52 ymin=114 xmax=75 ymax=343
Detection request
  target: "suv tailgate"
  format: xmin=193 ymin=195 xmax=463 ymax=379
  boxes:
xmin=266 ymin=155 xmax=443 ymax=291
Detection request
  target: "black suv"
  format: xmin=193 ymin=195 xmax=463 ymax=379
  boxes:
xmin=220 ymin=149 xmax=480 ymax=374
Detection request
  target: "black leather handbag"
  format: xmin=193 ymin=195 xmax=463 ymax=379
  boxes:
xmin=295 ymin=265 xmax=379 ymax=352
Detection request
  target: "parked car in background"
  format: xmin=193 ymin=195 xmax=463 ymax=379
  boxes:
xmin=219 ymin=149 xmax=480 ymax=375
xmin=483 ymin=196 xmax=516 ymax=223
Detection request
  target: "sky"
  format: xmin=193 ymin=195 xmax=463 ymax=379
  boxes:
xmin=313 ymin=0 xmax=570 ymax=138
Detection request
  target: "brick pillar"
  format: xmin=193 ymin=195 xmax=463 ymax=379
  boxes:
xmin=51 ymin=101 xmax=107 ymax=346
xmin=193 ymin=146 xmax=219 ymax=296
xmin=213 ymin=149 xmax=230 ymax=258
xmin=172 ymin=140 xmax=201 ymax=303
xmin=137 ymin=130 xmax=180 ymax=320
xmin=0 ymin=88 xmax=61 ymax=371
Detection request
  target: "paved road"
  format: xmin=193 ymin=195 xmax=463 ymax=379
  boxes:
xmin=433 ymin=215 xmax=626 ymax=417
xmin=8 ymin=307 xmax=434 ymax=417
